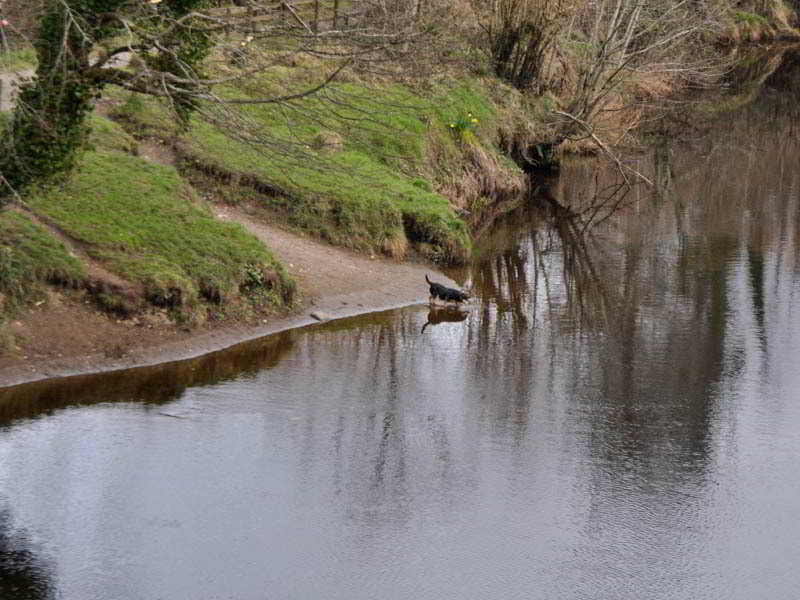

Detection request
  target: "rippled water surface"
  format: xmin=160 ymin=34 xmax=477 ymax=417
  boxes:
xmin=2 ymin=52 xmax=800 ymax=600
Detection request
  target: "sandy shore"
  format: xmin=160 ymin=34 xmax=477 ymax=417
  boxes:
xmin=0 ymin=206 xmax=457 ymax=389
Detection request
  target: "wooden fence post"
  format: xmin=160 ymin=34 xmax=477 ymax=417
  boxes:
xmin=333 ymin=0 xmax=339 ymax=29
xmin=313 ymin=0 xmax=319 ymax=33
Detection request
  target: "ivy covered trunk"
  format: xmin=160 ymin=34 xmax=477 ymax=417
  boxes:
xmin=0 ymin=0 xmax=211 ymax=204
xmin=0 ymin=3 xmax=101 ymax=201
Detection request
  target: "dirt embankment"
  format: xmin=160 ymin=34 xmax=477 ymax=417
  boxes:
xmin=0 ymin=206 xmax=457 ymax=388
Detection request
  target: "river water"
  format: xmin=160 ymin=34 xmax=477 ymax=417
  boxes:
xmin=2 ymin=52 xmax=800 ymax=600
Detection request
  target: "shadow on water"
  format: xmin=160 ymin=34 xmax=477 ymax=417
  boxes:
xmin=0 ymin=508 xmax=55 ymax=600
xmin=0 ymin=330 xmax=296 ymax=426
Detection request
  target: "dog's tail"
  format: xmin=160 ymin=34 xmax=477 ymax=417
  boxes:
xmin=425 ymin=274 xmax=433 ymax=285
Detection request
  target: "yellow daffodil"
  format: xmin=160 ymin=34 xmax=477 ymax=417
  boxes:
xmin=471 ymin=118 xmax=479 ymax=123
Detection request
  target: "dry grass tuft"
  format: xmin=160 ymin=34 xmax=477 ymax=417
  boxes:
xmin=381 ymin=230 xmax=409 ymax=259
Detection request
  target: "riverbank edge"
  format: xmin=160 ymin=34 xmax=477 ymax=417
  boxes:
xmin=0 ymin=254 xmax=451 ymax=389
xmin=3 ymin=20 xmax=798 ymax=389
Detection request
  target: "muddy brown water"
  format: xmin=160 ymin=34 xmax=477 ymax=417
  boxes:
xmin=3 ymin=52 xmax=800 ymax=599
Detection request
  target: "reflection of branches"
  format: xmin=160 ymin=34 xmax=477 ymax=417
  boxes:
xmin=471 ymin=182 xmax=614 ymax=332
xmin=576 ymin=173 xmax=634 ymax=232
xmin=539 ymin=190 xmax=612 ymax=325
xmin=0 ymin=507 xmax=56 ymax=600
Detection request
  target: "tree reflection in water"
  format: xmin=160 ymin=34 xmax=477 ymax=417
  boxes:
xmin=0 ymin=508 xmax=55 ymax=600
xmin=287 ymin=58 xmax=800 ymax=549
xmin=466 ymin=56 xmax=800 ymax=481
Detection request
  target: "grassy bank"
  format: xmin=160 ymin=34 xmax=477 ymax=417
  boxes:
xmin=0 ymin=44 xmax=529 ymax=354
xmin=108 ymin=57 xmax=529 ymax=264
xmin=29 ymin=148 xmax=291 ymax=310
xmin=0 ymin=113 xmax=294 ymax=350
xmin=3 ymin=0 xmax=797 ymax=358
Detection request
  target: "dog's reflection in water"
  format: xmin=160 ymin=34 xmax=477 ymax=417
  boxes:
xmin=420 ymin=306 xmax=468 ymax=334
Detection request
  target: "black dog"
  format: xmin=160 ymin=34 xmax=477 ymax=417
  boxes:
xmin=426 ymin=274 xmax=470 ymax=305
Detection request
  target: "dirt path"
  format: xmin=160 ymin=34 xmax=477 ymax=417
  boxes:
xmin=215 ymin=205 xmax=447 ymax=313
xmin=0 ymin=52 xmax=128 ymax=111
xmin=0 ymin=67 xmax=32 ymax=111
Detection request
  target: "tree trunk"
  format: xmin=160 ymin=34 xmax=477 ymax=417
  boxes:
xmin=0 ymin=0 xmax=211 ymax=203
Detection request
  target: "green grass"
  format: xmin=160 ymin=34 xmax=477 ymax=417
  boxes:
xmin=733 ymin=11 xmax=770 ymax=26
xmin=108 ymin=91 xmax=181 ymax=138
xmin=179 ymin=73 xmax=514 ymax=262
xmin=24 ymin=122 xmax=293 ymax=312
xmin=0 ymin=210 xmax=86 ymax=304
xmin=0 ymin=47 xmax=36 ymax=72
xmin=86 ymin=113 xmax=138 ymax=154
xmin=101 ymin=55 xmax=526 ymax=263
xmin=186 ymin=115 xmax=468 ymax=260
